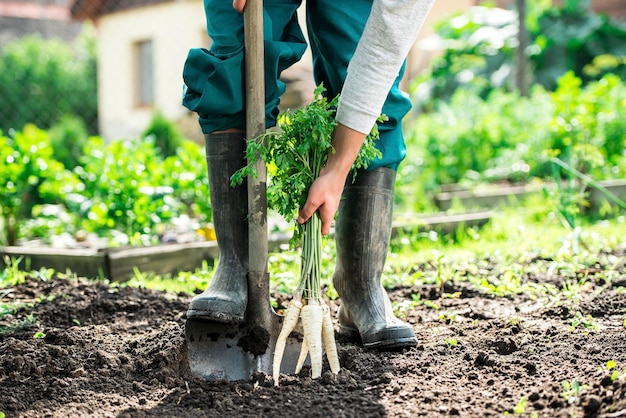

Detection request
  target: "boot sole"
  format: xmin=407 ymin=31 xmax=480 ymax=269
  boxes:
xmin=186 ymin=308 xmax=244 ymax=324
xmin=339 ymin=324 xmax=418 ymax=350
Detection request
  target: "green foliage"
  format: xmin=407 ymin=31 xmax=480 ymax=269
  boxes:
xmin=161 ymin=140 xmax=211 ymax=223
xmin=0 ymin=26 xmax=98 ymax=134
xmin=142 ymin=110 xmax=184 ymax=159
xmin=533 ymin=0 xmax=626 ymax=90
xmin=0 ymin=125 xmax=81 ymax=245
xmin=231 ymin=85 xmax=382 ymax=300
xmin=560 ymin=379 xmax=587 ymax=404
xmin=74 ymin=136 xmax=209 ymax=245
xmin=412 ymin=6 xmax=519 ymax=110
xmin=412 ymin=1 xmax=626 ymax=109
xmin=403 ymin=73 xmax=626 ymax=201
xmin=0 ymin=117 xmax=210 ymax=247
xmin=547 ymin=72 xmax=626 ymax=177
xmin=49 ymin=115 xmax=90 ymax=170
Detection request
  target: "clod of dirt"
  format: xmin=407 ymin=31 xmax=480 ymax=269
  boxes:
xmin=583 ymin=395 xmax=602 ymax=415
xmin=237 ymin=325 xmax=270 ymax=355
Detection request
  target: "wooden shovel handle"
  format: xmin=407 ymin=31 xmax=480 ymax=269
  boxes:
xmin=244 ymin=0 xmax=272 ymax=323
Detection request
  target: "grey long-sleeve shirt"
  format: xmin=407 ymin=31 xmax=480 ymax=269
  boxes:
xmin=335 ymin=0 xmax=436 ymax=134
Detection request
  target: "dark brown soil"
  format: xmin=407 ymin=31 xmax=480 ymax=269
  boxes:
xmin=1 ymin=256 xmax=625 ymax=418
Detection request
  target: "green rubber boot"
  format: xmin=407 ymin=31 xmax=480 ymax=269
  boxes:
xmin=186 ymin=133 xmax=248 ymax=323
xmin=333 ymin=167 xmax=417 ymax=349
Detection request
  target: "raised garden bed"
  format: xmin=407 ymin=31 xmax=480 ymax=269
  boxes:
xmin=0 ymin=211 xmax=492 ymax=281
xmin=434 ymin=179 xmax=626 ymax=213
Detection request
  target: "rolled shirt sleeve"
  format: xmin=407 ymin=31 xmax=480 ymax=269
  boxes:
xmin=335 ymin=0 xmax=436 ymax=134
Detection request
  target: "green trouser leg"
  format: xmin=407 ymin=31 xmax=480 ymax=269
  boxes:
xmin=186 ymin=133 xmax=248 ymax=323
xmin=333 ymin=168 xmax=417 ymax=349
xmin=306 ymin=0 xmax=411 ymax=170
xmin=182 ymin=0 xmax=306 ymax=133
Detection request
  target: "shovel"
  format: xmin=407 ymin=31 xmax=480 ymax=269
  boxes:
xmin=185 ymin=0 xmax=303 ymax=381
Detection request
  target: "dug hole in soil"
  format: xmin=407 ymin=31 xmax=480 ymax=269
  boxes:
xmin=1 ymin=252 xmax=626 ymax=417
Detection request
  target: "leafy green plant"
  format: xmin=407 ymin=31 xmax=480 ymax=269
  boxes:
xmin=0 ymin=125 xmax=81 ymax=245
xmin=161 ymin=140 xmax=211 ymax=223
xmin=48 ymin=115 xmax=90 ymax=170
xmin=73 ymin=135 xmax=211 ymax=245
xmin=410 ymin=6 xmax=520 ymax=112
xmin=560 ymin=379 xmax=587 ymax=404
xmin=0 ymin=27 xmax=98 ymax=134
xmin=411 ymin=0 xmax=626 ymax=110
xmin=393 ymin=293 xmax=421 ymax=319
xmin=513 ymin=396 xmax=528 ymax=415
xmin=142 ymin=110 xmax=184 ymax=159
xmin=544 ymin=156 xmax=626 ymax=254
xmin=445 ymin=337 xmax=459 ymax=347
xmin=532 ymin=0 xmax=626 ymax=90
xmin=231 ymin=85 xmax=382 ymax=247
xmin=232 ymin=86 xmax=381 ymax=301
xmin=74 ymin=136 xmax=175 ymax=244
xmin=402 ymin=72 xmax=626 ymax=213
xmin=606 ymin=360 xmax=626 ymax=382
xmin=568 ymin=311 xmax=598 ymax=332
xmin=0 ymin=256 xmax=24 ymax=287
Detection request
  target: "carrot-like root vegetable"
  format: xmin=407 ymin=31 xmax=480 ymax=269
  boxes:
xmin=321 ymin=302 xmax=340 ymax=374
xmin=273 ymin=298 xmax=303 ymax=386
xmin=294 ymin=335 xmax=308 ymax=375
xmin=299 ymin=299 xmax=324 ymax=378
xmin=294 ymin=301 xmax=340 ymax=376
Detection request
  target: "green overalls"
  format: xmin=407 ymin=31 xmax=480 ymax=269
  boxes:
xmin=182 ymin=0 xmax=411 ymax=170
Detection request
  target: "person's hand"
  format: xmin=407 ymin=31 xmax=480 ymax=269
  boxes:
xmin=297 ymin=123 xmax=367 ymax=235
xmin=297 ymin=166 xmax=346 ymax=235
xmin=233 ymin=0 xmax=246 ymax=13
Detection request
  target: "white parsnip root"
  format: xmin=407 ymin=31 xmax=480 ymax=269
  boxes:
xmin=299 ymin=299 xmax=324 ymax=378
xmin=294 ymin=335 xmax=308 ymax=375
xmin=321 ymin=302 xmax=340 ymax=374
xmin=273 ymin=298 xmax=303 ymax=386
xmin=274 ymin=297 xmax=341 ymax=385
xmin=272 ymin=212 xmax=342 ymax=386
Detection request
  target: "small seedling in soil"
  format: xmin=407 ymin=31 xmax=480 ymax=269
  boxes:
xmin=513 ymin=396 xmax=527 ymax=414
xmin=560 ymin=379 xmax=588 ymax=404
xmin=606 ymin=360 xmax=626 ymax=382
xmin=445 ymin=337 xmax=459 ymax=347
xmin=568 ymin=311 xmax=598 ymax=332
xmin=392 ymin=293 xmax=421 ymax=319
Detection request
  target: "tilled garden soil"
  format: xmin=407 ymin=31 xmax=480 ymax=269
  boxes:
xmin=1 ymin=255 xmax=625 ymax=418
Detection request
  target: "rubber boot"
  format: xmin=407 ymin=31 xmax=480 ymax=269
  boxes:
xmin=186 ymin=133 xmax=248 ymax=323
xmin=333 ymin=167 xmax=417 ymax=349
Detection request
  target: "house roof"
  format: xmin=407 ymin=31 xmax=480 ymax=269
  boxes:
xmin=0 ymin=1 xmax=71 ymax=20
xmin=70 ymin=0 xmax=170 ymax=20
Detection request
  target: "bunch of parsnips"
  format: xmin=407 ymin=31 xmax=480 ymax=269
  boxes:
xmin=231 ymin=85 xmax=383 ymax=386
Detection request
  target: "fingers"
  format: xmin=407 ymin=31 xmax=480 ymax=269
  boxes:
xmin=232 ymin=0 xmax=246 ymax=13
xmin=297 ymin=197 xmax=334 ymax=236
xmin=297 ymin=167 xmax=344 ymax=235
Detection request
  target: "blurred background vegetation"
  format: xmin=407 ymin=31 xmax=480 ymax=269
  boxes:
xmin=1 ymin=0 xmax=625 ymax=249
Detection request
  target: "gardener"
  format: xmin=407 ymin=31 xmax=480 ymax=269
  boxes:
xmin=182 ymin=0 xmax=435 ymax=350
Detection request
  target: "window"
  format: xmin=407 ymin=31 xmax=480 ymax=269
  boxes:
xmin=135 ymin=40 xmax=154 ymax=106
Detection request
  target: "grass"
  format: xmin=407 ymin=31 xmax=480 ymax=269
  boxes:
xmin=1 ymin=194 xmax=625 ymax=317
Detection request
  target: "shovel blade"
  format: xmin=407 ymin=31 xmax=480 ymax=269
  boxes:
xmin=185 ymin=316 xmax=303 ymax=381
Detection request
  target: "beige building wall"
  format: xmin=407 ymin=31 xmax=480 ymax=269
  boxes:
xmin=96 ymin=0 xmax=207 ymax=141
